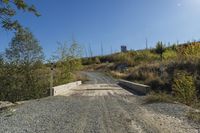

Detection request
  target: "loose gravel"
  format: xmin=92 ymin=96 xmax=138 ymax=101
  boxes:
xmin=0 ymin=72 xmax=199 ymax=133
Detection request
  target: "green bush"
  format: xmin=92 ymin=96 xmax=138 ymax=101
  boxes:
xmin=163 ymin=49 xmax=177 ymax=60
xmin=184 ymin=43 xmax=200 ymax=58
xmin=146 ymin=77 xmax=168 ymax=92
xmin=52 ymin=41 xmax=83 ymax=86
xmin=172 ymin=72 xmax=197 ymax=105
xmin=178 ymin=42 xmax=200 ymax=61
xmin=155 ymin=41 xmax=166 ymax=60
xmin=144 ymin=92 xmax=174 ymax=104
xmin=110 ymin=53 xmax=135 ymax=66
xmin=187 ymin=111 xmax=200 ymax=123
xmin=94 ymin=57 xmax=101 ymax=64
xmin=0 ymin=28 xmax=49 ymax=102
xmin=82 ymin=58 xmax=93 ymax=65
xmin=134 ymin=50 xmax=159 ymax=63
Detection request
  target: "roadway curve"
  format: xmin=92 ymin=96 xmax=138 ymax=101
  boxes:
xmin=0 ymin=72 xmax=199 ymax=133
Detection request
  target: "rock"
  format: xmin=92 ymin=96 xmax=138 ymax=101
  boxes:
xmin=0 ymin=101 xmax=15 ymax=109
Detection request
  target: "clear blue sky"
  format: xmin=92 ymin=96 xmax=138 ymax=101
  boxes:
xmin=1 ymin=0 xmax=200 ymax=59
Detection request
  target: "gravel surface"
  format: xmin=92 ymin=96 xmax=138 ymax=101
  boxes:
xmin=144 ymin=102 xmax=191 ymax=119
xmin=0 ymin=71 xmax=199 ymax=133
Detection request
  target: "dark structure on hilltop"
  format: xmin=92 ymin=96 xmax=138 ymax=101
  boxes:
xmin=121 ymin=45 xmax=127 ymax=52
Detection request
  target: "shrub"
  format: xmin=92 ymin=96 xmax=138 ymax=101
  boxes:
xmin=52 ymin=41 xmax=83 ymax=86
xmin=109 ymin=71 xmax=128 ymax=79
xmin=124 ymin=63 xmax=172 ymax=92
xmin=155 ymin=41 xmax=166 ymax=60
xmin=172 ymin=72 xmax=197 ymax=105
xmin=126 ymin=70 xmax=148 ymax=81
xmin=146 ymin=77 xmax=169 ymax=92
xmin=0 ymin=28 xmax=48 ymax=102
xmin=82 ymin=58 xmax=94 ymax=65
xmin=114 ymin=53 xmax=134 ymax=65
xmin=134 ymin=50 xmax=159 ymax=63
xmin=184 ymin=43 xmax=200 ymax=58
xmin=163 ymin=49 xmax=177 ymax=60
xmin=144 ymin=92 xmax=174 ymax=104
xmin=187 ymin=111 xmax=200 ymax=123
xmin=178 ymin=42 xmax=200 ymax=61
xmin=94 ymin=57 xmax=101 ymax=64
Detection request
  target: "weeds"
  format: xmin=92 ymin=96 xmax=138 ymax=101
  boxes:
xmin=172 ymin=72 xmax=197 ymax=105
xmin=144 ymin=92 xmax=175 ymax=104
xmin=83 ymin=42 xmax=200 ymax=106
xmin=187 ymin=111 xmax=200 ymax=123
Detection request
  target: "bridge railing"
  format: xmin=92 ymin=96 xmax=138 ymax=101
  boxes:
xmin=51 ymin=81 xmax=82 ymax=96
xmin=118 ymin=79 xmax=150 ymax=95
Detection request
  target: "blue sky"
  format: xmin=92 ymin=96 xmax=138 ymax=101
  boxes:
xmin=1 ymin=0 xmax=200 ymax=59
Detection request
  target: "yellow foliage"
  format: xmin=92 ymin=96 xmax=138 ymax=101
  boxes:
xmin=172 ymin=72 xmax=197 ymax=105
xmin=179 ymin=43 xmax=200 ymax=59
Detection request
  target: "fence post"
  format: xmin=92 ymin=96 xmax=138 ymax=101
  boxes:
xmin=50 ymin=62 xmax=55 ymax=96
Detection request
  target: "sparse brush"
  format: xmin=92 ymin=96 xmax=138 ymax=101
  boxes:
xmin=109 ymin=71 xmax=128 ymax=79
xmin=163 ymin=49 xmax=177 ymax=60
xmin=187 ymin=111 xmax=200 ymax=123
xmin=81 ymin=43 xmax=200 ymax=106
xmin=144 ymin=92 xmax=174 ymax=104
xmin=75 ymin=73 xmax=89 ymax=83
xmin=172 ymin=71 xmax=197 ymax=105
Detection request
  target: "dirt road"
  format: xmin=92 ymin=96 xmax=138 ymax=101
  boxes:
xmin=0 ymin=72 xmax=199 ymax=133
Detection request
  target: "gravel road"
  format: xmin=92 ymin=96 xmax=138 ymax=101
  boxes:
xmin=0 ymin=71 xmax=199 ymax=133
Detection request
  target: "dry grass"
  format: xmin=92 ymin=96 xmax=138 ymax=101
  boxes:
xmin=82 ymin=43 xmax=200 ymax=107
xmin=187 ymin=99 xmax=200 ymax=123
xmin=172 ymin=72 xmax=197 ymax=105
xmin=109 ymin=71 xmax=128 ymax=79
xmin=83 ymin=63 xmax=113 ymax=71
xmin=187 ymin=111 xmax=200 ymax=123
xmin=75 ymin=72 xmax=89 ymax=83
xmin=144 ymin=92 xmax=175 ymax=104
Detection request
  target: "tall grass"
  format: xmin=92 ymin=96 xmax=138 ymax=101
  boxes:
xmin=172 ymin=72 xmax=197 ymax=105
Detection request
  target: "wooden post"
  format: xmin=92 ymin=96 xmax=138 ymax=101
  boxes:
xmin=50 ymin=62 xmax=54 ymax=96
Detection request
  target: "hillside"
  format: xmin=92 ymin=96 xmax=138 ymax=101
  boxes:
xmin=82 ymin=42 xmax=200 ymax=122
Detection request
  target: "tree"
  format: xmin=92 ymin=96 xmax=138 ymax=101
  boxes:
xmin=2 ymin=28 xmax=45 ymax=101
xmin=52 ymin=40 xmax=82 ymax=85
xmin=6 ymin=28 xmax=44 ymax=65
xmin=155 ymin=41 xmax=166 ymax=61
xmin=94 ymin=57 xmax=101 ymax=64
xmin=0 ymin=53 xmax=3 ymax=65
xmin=0 ymin=0 xmax=40 ymax=30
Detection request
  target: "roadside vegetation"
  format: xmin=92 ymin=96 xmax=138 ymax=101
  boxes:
xmin=0 ymin=0 xmax=40 ymax=30
xmin=82 ymin=42 xmax=200 ymax=122
xmin=0 ymin=28 xmax=82 ymax=102
xmin=51 ymin=41 xmax=82 ymax=86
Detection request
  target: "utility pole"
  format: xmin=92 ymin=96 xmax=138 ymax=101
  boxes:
xmin=84 ymin=45 xmax=88 ymax=57
xmin=146 ymin=38 xmax=148 ymax=50
xmin=88 ymin=44 xmax=93 ymax=57
xmin=111 ymin=45 xmax=113 ymax=54
xmin=177 ymin=40 xmax=179 ymax=45
xmin=101 ymin=41 xmax=103 ymax=56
